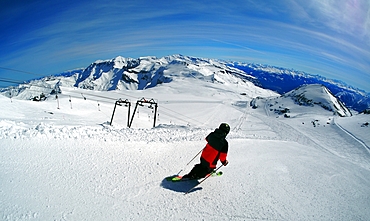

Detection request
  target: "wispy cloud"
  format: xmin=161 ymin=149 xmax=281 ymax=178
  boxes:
xmin=288 ymin=0 xmax=370 ymax=41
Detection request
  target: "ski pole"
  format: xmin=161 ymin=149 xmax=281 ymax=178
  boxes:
xmin=177 ymin=147 xmax=205 ymax=175
xmin=186 ymin=147 xmax=204 ymax=166
xmin=184 ymin=164 xmax=224 ymax=195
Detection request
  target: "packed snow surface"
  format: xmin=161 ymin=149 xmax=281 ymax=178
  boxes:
xmin=1 ymin=76 xmax=370 ymax=221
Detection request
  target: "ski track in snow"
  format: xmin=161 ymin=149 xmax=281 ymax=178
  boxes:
xmin=334 ymin=119 xmax=370 ymax=153
xmin=281 ymin=117 xmax=370 ymax=171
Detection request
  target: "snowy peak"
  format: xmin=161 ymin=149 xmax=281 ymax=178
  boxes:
xmin=74 ymin=56 xmax=140 ymax=90
xmin=0 ymin=55 xmax=261 ymax=100
xmin=73 ymin=55 xmax=257 ymax=91
xmin=284 ymin=84 xmax=352 ymax=117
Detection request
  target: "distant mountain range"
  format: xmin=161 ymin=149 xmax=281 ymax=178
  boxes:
xmin=1 ymin=54 xmax=369 ymax=113
xmin=230 ymin=63 xmax=370 ymax=113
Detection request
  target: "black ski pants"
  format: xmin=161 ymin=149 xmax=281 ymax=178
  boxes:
xmin=184 ymin=164 xmax=213 ymax=179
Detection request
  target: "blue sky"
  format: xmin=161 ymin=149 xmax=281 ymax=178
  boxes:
xmin=1 ymin=0 xmax=369 ymax=91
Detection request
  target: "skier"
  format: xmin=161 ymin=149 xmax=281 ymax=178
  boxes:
xmin=182 ymin=123 xmax=230 ymax=180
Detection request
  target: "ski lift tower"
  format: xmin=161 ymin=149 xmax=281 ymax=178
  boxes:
xmin=110 ymin=99 xmax=131 ymax=127
xmin=129 ymin=98 xmax=158 ymax=128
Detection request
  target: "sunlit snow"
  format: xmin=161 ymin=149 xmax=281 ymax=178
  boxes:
xmin=1 ymin=59 xmax=369 ymax=220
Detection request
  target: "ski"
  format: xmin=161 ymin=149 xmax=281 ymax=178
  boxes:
xmin=184 ymin=164 xmax=224 ymax=194
xmin=166 ymin=171 xmax=223 ymax=182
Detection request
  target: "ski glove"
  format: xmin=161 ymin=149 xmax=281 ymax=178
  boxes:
xmin=221 ymin=160 xmax=228 ymax=166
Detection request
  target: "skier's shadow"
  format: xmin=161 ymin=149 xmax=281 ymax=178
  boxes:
xmin=160 ymin=175 xmax=202 ymax=193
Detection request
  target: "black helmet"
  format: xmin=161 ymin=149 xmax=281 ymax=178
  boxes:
xmin=219 ymin=123 xmax=230 ymax=134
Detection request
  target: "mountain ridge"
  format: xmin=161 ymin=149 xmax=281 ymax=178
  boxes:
xmin=284 ymin=84 xmax=352 ymax=117
xmin=1 ymin=54 xmax=369 ymax=113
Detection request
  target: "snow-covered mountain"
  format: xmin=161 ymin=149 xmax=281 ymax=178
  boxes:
xmin=0 ymin=55 xmax=257 ymax=99
xmin=250 ymin=84 xmax=352 ymax=117
xmin=230 ymin=63 xmax=370 ymax=112
xmin=284 ymin=84 xmax=352 ymax=117
xmin=73 ymin=55 xmax=260 ymax=91
xmin=73 ymin=56 xmax=169 ymax=91
xmin=1 ymin=54 xmax=368 ymax=114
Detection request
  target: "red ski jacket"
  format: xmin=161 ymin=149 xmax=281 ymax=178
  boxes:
xmin=200 ymin=128 xmax=228 ymax=169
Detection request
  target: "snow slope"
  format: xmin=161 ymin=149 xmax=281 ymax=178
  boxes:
xmin=1 ymin=76 xmax=370 ymax=220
